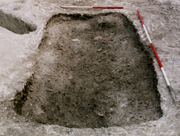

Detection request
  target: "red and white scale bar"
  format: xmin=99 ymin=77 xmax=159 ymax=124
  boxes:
xmin=137 ymin=10 xmax=176 ymax=103
xmin=61 ymin=6 xmax=124 ymax=9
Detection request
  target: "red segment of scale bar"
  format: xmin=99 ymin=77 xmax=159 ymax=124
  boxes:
xmin=150 ymin=43 xmax=163 ymax=68
xmin=137 ymin=10 xmax=144 ymax=25
xmin=93 ymin=7 xmax=124 ymax=9
xmin=137 ymin=10 xmax=163 ymax=68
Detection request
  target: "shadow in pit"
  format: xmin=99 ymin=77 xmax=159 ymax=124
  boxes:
xmin=0 ymin=10 xmax=36 ymax=34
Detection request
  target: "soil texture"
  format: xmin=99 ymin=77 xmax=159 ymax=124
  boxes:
xmin=14 ymin=13 xmax=162 ymax=128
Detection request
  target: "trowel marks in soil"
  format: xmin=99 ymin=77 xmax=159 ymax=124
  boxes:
xmin=0 ymin=10 xmax=36 ymax=34
xmin=14 ymin=13 xmax=162 ymax=128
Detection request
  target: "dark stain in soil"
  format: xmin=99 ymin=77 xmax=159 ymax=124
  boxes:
xmin=14 ymin=13 xmax=162 ymax=128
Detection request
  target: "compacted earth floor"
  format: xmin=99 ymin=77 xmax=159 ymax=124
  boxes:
xmin=14 ymin=13 xmax=162 ymax=128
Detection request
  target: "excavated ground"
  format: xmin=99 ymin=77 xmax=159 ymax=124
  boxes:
xmin=0 ymin=10 xmax=36 ymax=34
xmin=14 ymin=13 xmax=162 ymax=128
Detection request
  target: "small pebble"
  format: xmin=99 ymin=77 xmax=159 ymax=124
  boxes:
xmin=98 ymin=113 xmax=104 ymax=117
xmin=97 ymin=47 xmax=102 ymax=52
xmin=94 ymin=36 xmax=103 ymax=40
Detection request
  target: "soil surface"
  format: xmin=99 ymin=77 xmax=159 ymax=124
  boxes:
xmin=14 ymin=13 xmax=162 ymax=128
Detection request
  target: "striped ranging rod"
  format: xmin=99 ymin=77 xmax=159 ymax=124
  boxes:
xmin=137 ymin=10 xmax=176 ymax=103
xmin=61 ymin=6 xmax=124 ymax=9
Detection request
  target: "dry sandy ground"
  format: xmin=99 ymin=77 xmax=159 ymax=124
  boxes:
xmin=0 ymin=0 xmax=180 ymax=135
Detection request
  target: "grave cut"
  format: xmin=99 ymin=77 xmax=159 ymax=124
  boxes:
xmin=14 ymin=13 xmax=162 ymax=128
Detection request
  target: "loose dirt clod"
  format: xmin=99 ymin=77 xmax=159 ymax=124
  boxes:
xmin=14 ymin=13 xmax=162 ymax=128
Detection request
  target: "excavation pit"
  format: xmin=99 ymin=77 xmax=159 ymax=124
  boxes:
xmin=0 ymin=10 xmax=36 ymax=34
xmin=14 ymin=13 xmax=162 ymax=128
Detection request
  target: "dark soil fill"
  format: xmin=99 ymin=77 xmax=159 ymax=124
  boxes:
xmin=14 ymin=13 xmax=162 ymax=128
